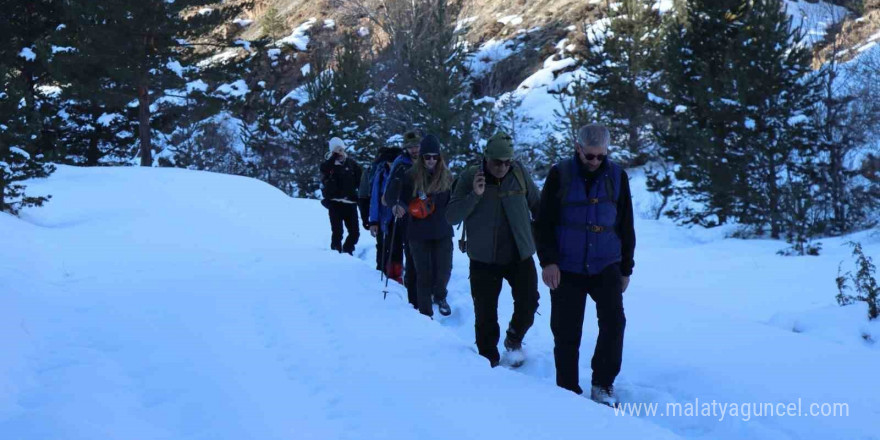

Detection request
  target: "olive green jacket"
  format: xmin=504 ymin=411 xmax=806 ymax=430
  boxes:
xmin=446 ymin=162 xmax=540 ymax=264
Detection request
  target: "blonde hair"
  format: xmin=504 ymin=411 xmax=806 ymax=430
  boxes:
xmin=411 ymin=154 xmax=453 ymax=196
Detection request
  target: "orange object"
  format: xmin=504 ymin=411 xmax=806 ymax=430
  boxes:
xmin=408 ymin=197 xmax=436 ymax=219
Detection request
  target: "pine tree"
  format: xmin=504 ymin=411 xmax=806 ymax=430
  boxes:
xmin=290 ymin=48 xmax=335 ymax=198
xmin=0 ymin=0 xmax=62 ymax=160
xmin=575 ymin=0 xmax=662 ymax=165
xmin=56 ymin=0 xmax=250 ymax=166
xmin=260 ymin=6 xmax=286 ymax=41
xmin=731 ymin=0 xmax=820 ymax=238
xmin=651 ymin=0 xmax=754 ymax=227
xmin=329 ymin=31 xmax=380 ymax=162
xmin=0 ymin=0 xmax=58 ymax=213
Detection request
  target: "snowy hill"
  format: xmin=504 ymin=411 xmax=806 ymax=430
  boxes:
xmin=4 ymin=166 xmax=880 ymax=439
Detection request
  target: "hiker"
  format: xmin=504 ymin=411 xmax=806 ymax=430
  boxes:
xmin=535 ymin=124 xmax=635 ymax=407
xmin=320 ymin=137 xmax=362 ymax=255
xmin=392 ymin=134 xmax=454 ymax=318
xmin=446 ymin=132 xmax=541 ymax=368
xmin=382 ymin=130 xmax=421 ymax=308
xmin=361 ymin=146 xmax=402 ymax=271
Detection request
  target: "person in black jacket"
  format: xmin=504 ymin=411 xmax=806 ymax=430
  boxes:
xmin=320 ymin=137 xmax=362 ymax=254
xmin=392 ymin=134 xmax=454 ymax=317
xmin=535 ymin=124 xmax=635 ymax=407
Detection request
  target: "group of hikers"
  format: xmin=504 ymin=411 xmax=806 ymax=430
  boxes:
xmin=319 ymin=124 xmax=636 ymax=407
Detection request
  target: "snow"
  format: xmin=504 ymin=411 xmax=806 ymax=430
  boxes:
xmin=744 ymin=118 xmax=756 ymax=129
xmin=323 ymin=19 xmax=335 ymax=29
xmin=18 ymin=47 xmax=36 ymax=61
xmin=498 ymin=15 xmax=524 ymax=26
xmin=466 ymin=39 xmax=517 ymax=77
xmin=214 ymin=79 xmax=249 ymax=98
xmin=783 ymin=0 xmax=849 ymax=46
xmin=675 ymin=105 xmax=688 ymax=113
xmin=96 ymin=113 xmax=122 ymax=127
xmin=455 ymin=16 xmax=478 ymax=32
xmin=6 ymin=165 xmax=879 ymax=440
xmin=185 ymin=79 xmax=209 ymax=94
xmin=198 ymin=49 xmax=241 ymax=67
xmin=9 ymin=146 xmax=30 ymax=159
xmin=166 ymin=59 xmax=184 ymax=77
xmin=280 ymin=84 xmax=309 ymax=105
xmin=234 ymin=39 xmax=252 ymax=51
xmin=5 ymin=166 xmax=681 ymax=440
xmin=654 ymin=0 xmax=675 ymax=14
xmin=51 ymin=46 xmax=75 ymax=54
xmin=301 ymin=63 xmax=311 ymax=76
xmin=233 ymin=18 xmax=253 ymax=27
xmin=277 ymin=18 xmax=317 ymax=51
xmin=357 ymin=27 xmax=370 ymax=37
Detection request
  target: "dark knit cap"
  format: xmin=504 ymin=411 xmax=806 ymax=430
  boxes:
xmin=403 ymin=130 xmax=421 ymax=148
xmin=420 ymin=134 xmax=442 ymax=155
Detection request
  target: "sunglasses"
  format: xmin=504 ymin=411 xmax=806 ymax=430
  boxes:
xmin=490 ymin=159 xmax=512 ymax=167
xmin=423 ymin=154 xmax=439 ymax=161
xmin=582 ymin=153 xmax=607 ymax=161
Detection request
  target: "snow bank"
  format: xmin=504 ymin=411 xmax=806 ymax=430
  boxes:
xmin=3 ymin=166 xmax=682 ymax=440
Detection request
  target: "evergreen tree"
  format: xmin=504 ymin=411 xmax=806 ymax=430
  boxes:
xmin=575 ymin=0 xmax=662 ymax=165
xmin=651 ymin=0 xmax=755 ymax=227
xmin=290 ymin=48 xmax=335 ymax=198
xmin=55 ymin=0 xmax=249 ymax=166
xmin=0 ymin=0 xmax=58 ymax=213
xmin=260 ymin=6 xmax=286 ymax=41
xmin=328 ymin=31 xmax=380 ymax=162
xmin=731 ymin=0 xmax=820 ymax=238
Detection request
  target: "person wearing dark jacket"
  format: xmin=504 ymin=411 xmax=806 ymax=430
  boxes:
xmin=320 ymin=137 xmax=362 ymax=254
xmin=392 ymin=134 xmax=454 ymax=317
xmin=535 ymin=124 xmax=635 ymax=407
xmin=446 ymin=131 xmax=541 ymax=368
xmin=382 ymin=130 xmax=421 ymax=308
xmin=361 ymin=147 xmax=402 ymax=270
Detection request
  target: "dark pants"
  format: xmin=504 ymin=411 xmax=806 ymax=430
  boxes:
xmin=374 ymin=229 xmax=385 ymax=271
xmin=409 ymin=238 xmax=453 ymax=317
xmin=403 ymin=235 xmax=417 ymax=309
xmin=550 ymin=264 xmax=626 ymax=394
xmin=469 ymin=257 xmax=540 ymax=364
xmin=383 ymin=219 xmax=417 ymax=307
xmin=328 ymin=202 xmax=359 ymax=253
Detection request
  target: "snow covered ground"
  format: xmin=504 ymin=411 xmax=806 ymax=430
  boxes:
xmin=3 ymin=165 xmax=879 ymax=439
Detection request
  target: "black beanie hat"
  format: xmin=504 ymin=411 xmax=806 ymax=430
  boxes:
xmin=420 ymin=134 xmax=442 ymax=155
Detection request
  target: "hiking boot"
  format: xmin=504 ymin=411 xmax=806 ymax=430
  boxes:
xmin=436 ymin=298 xmax=451 ymax=316
xmin=590 ymin=385 xmax=619 ymax=408
xmin=503 ymin=328 xmax=525 ymax=368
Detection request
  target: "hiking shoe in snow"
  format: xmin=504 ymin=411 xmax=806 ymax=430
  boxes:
xmin=436 ymin=298 xmax=451 ymax=316
xmin=503 ymin=329 xmax=525 ymax=368
xmin=590 ymin=385 xmax=619 ymax=408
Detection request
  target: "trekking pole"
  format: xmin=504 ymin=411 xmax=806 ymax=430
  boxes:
xmin=382 ymin=217 xmax=399 ymax=300
xmin=379 ymin=225 xmax=387 ymax=282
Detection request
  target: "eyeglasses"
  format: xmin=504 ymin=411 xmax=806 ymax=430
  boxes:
xmin=490 ymin=159 xmax=512 ymax=167
xmin=423 ymin=154 xmax=439 ymax=161
xmin=582 ymin=153 xmax=607 ymax=161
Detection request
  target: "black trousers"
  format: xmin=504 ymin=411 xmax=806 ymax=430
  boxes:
xmin=374 ymin=229 xmax=385 ymax=271
xmin=409 ymin=238 xmax=453 ymax=317
xmin=550 ymin=264 xmax=626 ymax=394
xmin=469 ymin=257 xmax=539 ymax=364
xmin=328 ymin=202 xmax=359 ymax=253
xmin=383 ymin=219 xmax=417 ymax=307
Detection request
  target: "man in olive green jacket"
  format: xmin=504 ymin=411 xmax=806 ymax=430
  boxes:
xmin=446 ymin=132 xmax=541 ymax=368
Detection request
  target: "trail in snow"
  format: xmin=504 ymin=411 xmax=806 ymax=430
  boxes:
xmin=3 ymin=165 xmax=878 ymax=440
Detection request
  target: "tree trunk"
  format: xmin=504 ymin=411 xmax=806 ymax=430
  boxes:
xmin=137 ymin=82 xmax=152 ymax=167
